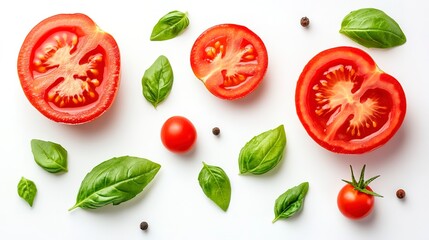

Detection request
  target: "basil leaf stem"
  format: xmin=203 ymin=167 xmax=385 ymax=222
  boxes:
xmin=239 ymin=125 xmax=286 ymax=175
xmin=142 ymin=55 xmax=174 ymax=108
xmin=340 ymin=8 xmax=406 ymax=48
xmin=150 ymin=10 xmax=189 ymax=41
xmin=273 ymin=182 xmax=309 ymax=223
xmin=198 ymin=162 xmax=231 ymax=211
xmin=31 ymin=139 xmax=68 ymax=173
xmin=18 ymin=177 xmax=37 ymax=207
xmin=69 ymin=156 xmax=161 ymax=211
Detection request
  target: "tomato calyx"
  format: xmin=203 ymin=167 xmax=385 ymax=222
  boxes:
xmin=342 ymin=165 xmax=383 ymax=197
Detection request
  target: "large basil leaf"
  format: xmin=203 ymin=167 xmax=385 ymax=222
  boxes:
xmin=340 ymin=8 xmax=406 ymax=48
xmin=18 ymin=177 xmax=37 ymax=207
xmin=69 ymin=156 xmax=161 ymax=211
xmin=31 ymin=139 xmax=68 ymax=173
xmin=142 ymin=55 xmax=174 ymax=108
xmin=239 ymin=125 xmax=286 ymax=175
xmin=198 ymin=162 xmax=231 ymax=211
xmin=273 ymin=182 xmax=309 ymax=223
xmin=150 ymin=10 xmax=189 ymax=41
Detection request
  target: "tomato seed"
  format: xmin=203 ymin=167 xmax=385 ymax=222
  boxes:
xmin=300 ymin=17 xmax=310 ymax=27
xmin=140 ymin=221 xmax=149 ymax=231
xmin=396 ymin=189 xmax=406 ymax=199
xmin=212 ymin=127 xmax=220 ymax=136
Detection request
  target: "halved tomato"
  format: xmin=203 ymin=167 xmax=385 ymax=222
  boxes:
xmin=17 ymin=13 xmax=120 ymax=124
xmin=295 ymin=46 xmax=406 ymax=154
xmin=190 ymin=24 xmax=268 ymax=100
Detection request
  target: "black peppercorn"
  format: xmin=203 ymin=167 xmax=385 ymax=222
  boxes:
xmin=396 ymin=189 xmax=406 ymax=199
xmin=212 ymin=127 xmax=220 ymax=136
xmin=300 ymin=17 xmax=310 ymax=27
xmin=140 ymin=221 xmax=149 ymax=231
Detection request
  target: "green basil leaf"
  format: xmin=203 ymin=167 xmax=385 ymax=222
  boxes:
xmin=198 ymin=162 xmax=231 ymax=211
xmin=31 ymin=139 xmax=68 ymax=173
xmin=69 ymin=156 xmax=161 ymax=211
xmin=239 ymin=125 xmax=286 ymax=175
xmin=18 ymin=177 xmax=37 ymax=207
xmin=142 ymin=55 xmax=174 ymax=108
xmin=340 ymin=8 xmax=406 ymax=48
xmin=273 ymin=182 xmax=309 ymax=223
xmin=150 ymin=10 xmax=189 ymax=41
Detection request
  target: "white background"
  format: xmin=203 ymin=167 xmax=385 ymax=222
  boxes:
xmin=1 ymin=0 xmax=427 ymax=239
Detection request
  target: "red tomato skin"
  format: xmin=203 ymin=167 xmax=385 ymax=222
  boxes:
xmin=17 ymin=13 xmax=120 ymax=124
xmin=295 ymin=46 xmax=406 ymax=154
xmin=161 ymin=116 xmax=197 ymax=153
xmin=337 ymin=184 xmax=375 ymax=219
xmin=190 ymin=24 xmax=268 ymax=100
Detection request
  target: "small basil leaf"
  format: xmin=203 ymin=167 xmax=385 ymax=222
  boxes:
xmin=150 ymin=10 xmax=189 ymax=41
xmin=239 ymin=125 xmax=286 ymax=175
xmin=69 ymin=156 xmax=161 ymax=211
xmin=340 ymin=8 xmax=406 ymax=48
xmin=142 ymin=55 xmax=174 ymax=108
xmin=31 ymin=139 xmax=68 ymax=173
xmin=273 ymin=182 xmax=309 ymax=223
xmin=18 ymin=177 xmax=37 ymax=207
xmin=198 ymin=162 xmax=231 ymax=211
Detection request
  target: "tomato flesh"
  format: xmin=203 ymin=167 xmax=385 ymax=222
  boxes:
xmin=337 ymin=184 xmax=375 ymax=219
xmin=295 ymin=47 xmax=406 ymax=153
xmin=18 ymin=13 xmax=120 ymax=124
xmin=190 ymin=24 xmax=268 ymax=100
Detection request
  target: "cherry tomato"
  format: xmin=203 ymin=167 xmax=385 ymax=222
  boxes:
xmin=337 ymin=165 xmax=382 ymax=220
xmin=295 ymin=46 xmax=406 ymax=154
xmin=337 ymin=184 xmax=375 ymax=219
xmin=190 ymin=24 xmax=268 ymax=100
xmin=161 ymin=116 xmax=197 ymax=153
xmin=17 ymin=13 xmax=120 ymax=124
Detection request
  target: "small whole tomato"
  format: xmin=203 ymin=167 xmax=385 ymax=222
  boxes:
xmin=337 ymin=165 xmax=383 ymax=220
xmin=161 ymin=116 xmax=197 ymax=153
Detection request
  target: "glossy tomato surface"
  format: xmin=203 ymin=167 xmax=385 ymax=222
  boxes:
xmin=161 ymin=116 xmax=197 ymax=153
xmin=337 ymin=184 xmax=375 ymax=220
xmin=295 ymin=46 xmax=406 ymax=154
xmin=190 ymin=24 xmax=268 ymax=100
xmin=17 ymin=13 xmax=120 ymax=124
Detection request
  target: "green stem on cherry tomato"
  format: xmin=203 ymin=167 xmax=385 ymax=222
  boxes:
xmin=342 ymin=165 xmax=383 ymax=197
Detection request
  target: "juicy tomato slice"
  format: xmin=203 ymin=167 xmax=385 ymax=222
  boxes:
xmin=295 ymin=46 xmax=406 ymax=154
xmin=190 ymin=24 xmax=268 ymax=100
xmin=17 ymin=13 xmax=120 ymax=124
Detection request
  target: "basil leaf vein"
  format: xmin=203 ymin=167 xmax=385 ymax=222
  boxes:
xmin=31 ymin=139 xmax=68 ymax=173
xmin=273 ymin=182 xmax=309 ymax=223
xmin=150 ymin=10 xmax=189 ymax=41
xmin=239 ymin=125 xmax=286 ymax=175
xmin=198 ymin=162 xmax=231 ymax=211
xmin=18 ymin=177 xmax=37 ymax=207
xmin=142 ymin=55 xmax=174 ymax=108
xmin=69 ymin=156 xmax=161 ymax=211
xmin=340 ymin=8 xmax=406 ymax=48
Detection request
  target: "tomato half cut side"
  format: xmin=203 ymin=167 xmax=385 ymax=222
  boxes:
xmin=17 ymin=13 xmax=120 ymax=124
xmin=295 ymin=46 xmax=406 ymax=154
xmin=190 ymin=24 xmax=268 ymax=100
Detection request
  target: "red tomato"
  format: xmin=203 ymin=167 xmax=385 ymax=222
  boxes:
xmin=337 ymin=165 xmax=382 ymax=220
xmin=337 ymin=184 xmax=375 ymax=219
xmin=190 ymin=24 xmax=268 ymax=100
xmin=295 ymin=46 xmax=406 ymax=154
xmin=17 ymin=13 xmax=120 ymax=124
xmin=161 ymin=116 xmax=197 ymax=153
